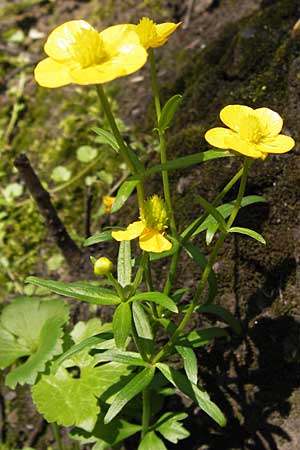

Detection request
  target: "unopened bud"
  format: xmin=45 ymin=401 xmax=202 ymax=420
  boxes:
xmin=93 ymin=256 xmax=113 ymax=276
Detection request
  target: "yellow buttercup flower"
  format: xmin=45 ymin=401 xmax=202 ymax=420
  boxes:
xmin=34 ymin=20 xmax=148 ymax=87
xmin=205 ymin=105 xmax=295 ymax=160
xmin=134 ymin=17 xmax=181 ymax=49
xmin=103 ymin=196 xmax=116 ymax=214
xmin=112 ymin=195 xmax=172 ymax=253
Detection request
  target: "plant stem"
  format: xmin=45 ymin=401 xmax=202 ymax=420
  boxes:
xmin=51 ymin=422 xmax=63 ymax=450
xmin=152 ymin=158 xmax=250 ymax=364
xmin=95 ymin=85 xmax=145 ymax=212
xmin=132 ymin=252 xmax=148 ymax=293
xmin=149 ymin=49 xmax=177 ymax=235
xmin=142 ymin=386 xmax=151 ymax=438
xmin=163 ymin=165 xmax=243 ymax=297
xmin=107 ymin=273 xmax=125 ymax=300
xmin=181 ymin=166 xmax=243 ymax=242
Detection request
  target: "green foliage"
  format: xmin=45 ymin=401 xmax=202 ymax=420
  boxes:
xmin=0 ymin=297 xmax=69 ymax=387
xmin=113 ymin=303 xmax=132 ymax=349
xmin=117 ymin=241 xmax=132 ymax=287
xmin=104 ymin=367 xmax=156 ymax=423
xmin=153 ymin=412 xmax=190 ymax=443
xmin=26 ymin=276 xmax=121 ymax=305
xmin=158 ymin=95 xmax=183 ymax=132
xmin=32 ymin=319 xmax=131 ymax=431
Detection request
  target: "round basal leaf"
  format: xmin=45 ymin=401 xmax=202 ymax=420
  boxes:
xmin=32 ymin=366 xmax=100 ymax=431
xmin=0 ymin=297 xmax=69 ymax=387
xmin=47 ymin=254 xmax=65 ymax=271
xmin=51 ymin=166 xmax=71 ymax=182
xmin=98 ymin=170 xmax=113 ymax=185
xmin=32 ymin=360 xmax=131 ymax=431
xmin=77 ymin=145 xmax=98 ymax=163
xmin=71 ymin=317 xmax=107 ymax=344
xmin=3 ymin=183 xmax=23 ymax=202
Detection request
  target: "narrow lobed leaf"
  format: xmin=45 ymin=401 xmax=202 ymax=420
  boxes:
xmin=104 ymin=367 xmax=155 ymax=424
xmin=111 ymin=180 xmax=138 ymax=213
xmin=26 ymin=277 xmax=121 ymax=306
xmin=113 ymin=303 xmax=132 ymax=350
xmin=130 ymin=292 xmax=178 ymax=313
xmin=84 ymin=230 xmax=112 ymax=246
xmin=158 ymin=94 xmax=182 ymax=132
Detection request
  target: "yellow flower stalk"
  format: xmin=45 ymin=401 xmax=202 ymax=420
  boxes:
xmin=205 ymin=105 xmax=295 ymax=159
xmin=103 ymin=196 xmax=116 ymax=214
xmin=134 ymin=17 xmax=181 ymax=50
xmin=112 ymin=195 xmax=172 ymax=253
xmin=34 ymin=20 xmax=148 ymax=87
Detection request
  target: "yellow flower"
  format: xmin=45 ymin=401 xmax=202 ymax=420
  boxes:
xmin=205 ymin=105 xmax=295 ymax=159
xmin=103 ymin=196 xmax=116 ymax=214
xmin=134 ymin=17 xmax=181 ymax=50
xmin=34 ymin=20 xmax=148 ymax=88
xmin=112 ymin=195 xmax=172 ymax=253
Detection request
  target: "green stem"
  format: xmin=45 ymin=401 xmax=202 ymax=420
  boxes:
xmin=95 ymin=84 xmax=145 ymax=212
xmin=142 ymin=386 xmax=151 ymax=438
xmin=132 ymin=253 xmax=148 ymax=293
xmin=226 ymin=158 xmax=252 ymax=228
xmin=163 ymin=165 xmax=243 ymax=297
xmin=152 ymin=158 xmax=251 ymax=364
xmin=181 ymin=166 xmax=243 ymax=242
xmin=107 ymin=273 xmax=125 ymax=300
xmin=51 ymin=422 xmax=63 ymax=450
xmin=149 ymin=49 xmax=177 ymax=235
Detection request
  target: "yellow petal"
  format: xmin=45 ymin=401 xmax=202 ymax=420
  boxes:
xmin=225 ymin=134 xmax=263 ymax=158
xmin=254 ymin=108 xmax=283 ymax=136
xmin=154 ymin=22 xmax=181 ymax=47
xmin=220 ymin=105 xmax=254 ymax=132
xmin=34 ymin=57 xmax=72 ymax=87
xmin=205 ymin=127 xmax=237 ymax=149
xmin=70 ymin=42 xmax=147 ymax=85
xmin=101 ymin=24 xmax=142 ymax=55
xmin=112 ymin=221 xmax=145 ymax=241
xmin=258 ymin=134 xmax=295 ymax=154
xmin=45 ymin=20 xmax=97 ymax=61
xmin=139 ymin=229 xmax=172 ymax=253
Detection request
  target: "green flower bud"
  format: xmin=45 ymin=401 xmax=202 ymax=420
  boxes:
xmin=93 ymin=256 xmax=113 ymax=276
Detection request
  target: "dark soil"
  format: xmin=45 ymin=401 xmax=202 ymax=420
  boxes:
xmin=1 ymin=0 xmax=300 ymax=449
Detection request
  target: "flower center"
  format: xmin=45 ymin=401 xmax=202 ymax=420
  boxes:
xmin=239 ymin=114 xmax=264 ymax=143
xmin=142 ymin=195 xmax=169 ymax=232
xmin=136 ymin=17 xmax=157 ymax=49
xmin=62 ymin=27 xmax=107 ymax=69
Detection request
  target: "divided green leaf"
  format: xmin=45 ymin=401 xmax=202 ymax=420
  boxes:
xmin=154 ymin=412 xmax=190 ymax=444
